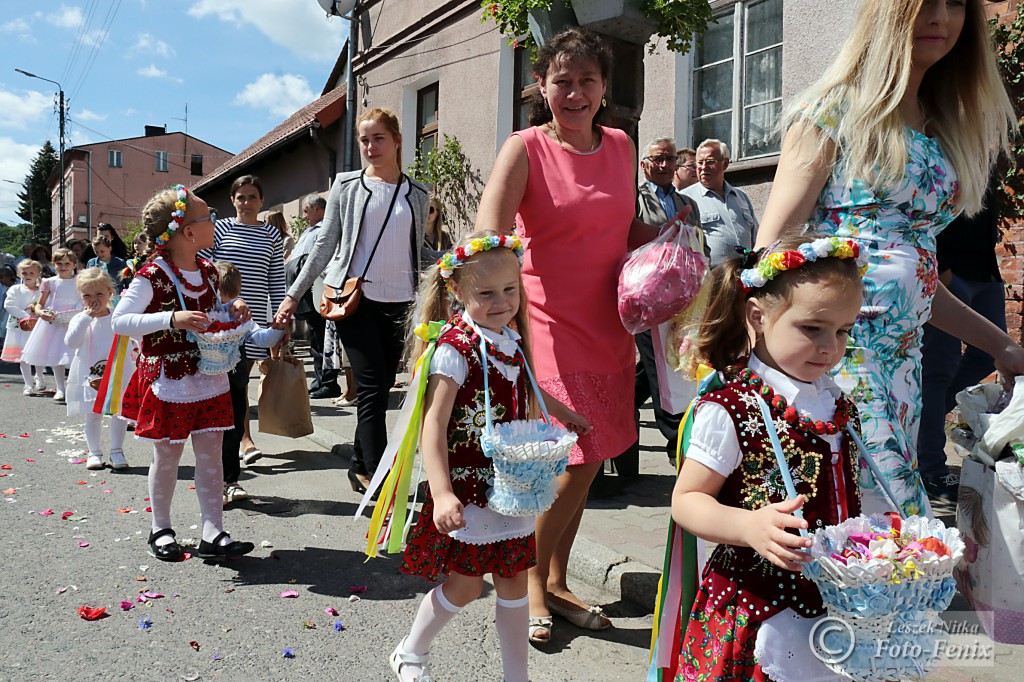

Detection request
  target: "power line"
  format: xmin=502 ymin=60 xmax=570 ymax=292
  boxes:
xmin=61 ymin=0 xmax=101 ymax=87
xmin=69 ymin=0 xmax=123 ymax=102
xmin=67 ymin=117 xmax=234 ymax=173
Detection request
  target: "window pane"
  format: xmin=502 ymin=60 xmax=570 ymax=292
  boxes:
xmin=742 ymin=101 xmax=782 ymax=157
xmin=746 ymin=0 xmax=783 ymax=53
xmin=744 ymin=46 xmax=781 ymax=105
xmin=696 ymin=12 xmax=734 ymax=66
xmin=694 ymin=113 xmax=732 ymax=149
xmin=515 ymin=46 xmax=534 ymax=92
xmin=418 ymin=86 xmax=437 ymax=128
xmin=693 ymin=62 xmax=734 ymax=117
xmin=418 ymin=133 xmax=436 ymax=159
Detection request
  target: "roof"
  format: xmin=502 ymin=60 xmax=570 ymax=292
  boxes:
xmin=193 ymin=87 xmax=347 ymax=193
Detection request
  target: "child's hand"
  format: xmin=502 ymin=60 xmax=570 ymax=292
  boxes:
xmin=432 ymin=492 xmax=466 ymax=534
xmin=231 ymin=298 xmax=251 ymax=323
xmin=38 ymin=308 xmax=55 ymax=321
xmin=741 ymin=495 xmax=812 ymax=572
xmin=172 ymin=311 xmax=209 ymax=332
xmin=561 ymin=408 xmax=591 ymax=435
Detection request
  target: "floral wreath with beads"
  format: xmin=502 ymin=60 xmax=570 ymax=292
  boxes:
xmin=437 ymin=234 xmax=525 ymax=280
xmin=739 ymin=236 xmax=868 ymax=293
xmin=154 ymin=184 xmax=189 ymax=251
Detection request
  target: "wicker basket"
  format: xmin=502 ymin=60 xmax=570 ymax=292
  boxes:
xmin=18 ymin=317 xmax=38 ymax=332
xmin=481 ymin=419 xmax=576 ymax=517
xmin=187 ymin=317 xmax=254 ymax=375
xmin=50 ymin=309 xmax=80 ymax=327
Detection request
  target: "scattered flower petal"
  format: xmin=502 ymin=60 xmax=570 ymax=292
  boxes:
xmin=282 ymin=648 xmax=294 ymax=659
xmin=25 ymin=459 xmax=35 ymax=463
xmin=76 ymin=481 xmax=87 ymax=485
xmin=120 ymin=601 xmax=134 ymax=611
xmin=38 ymin=509 xmax=53 ymax=516
xmin=189 ymin=640 xmax=200 ymax=651
xmin=279 ymin=590 xmax=299 ymax=599
xmin=56 ymin=586 xmax=67 ymax=594
xmin=0 ymin=465 xmax=11 ymax=470
xmin=77 ymin=606 xmax=108 ymax=621
xmin=260 ymin=540 xmax=272 ymax=548
xmin=78 ymin=542 xmax=89 ymax=548
xmin=349 ymin=585 xmax=367 ymax=594
xmin=138 ymin=617 xmax=153 ymax=629
xmin=116 ymin=508 xmax=133 ymax=513
xmin=61 ymin=512 xmax=73 ymax=520
xmin=303 ymin=621 xmax=316 ymax=629
xmin=348 ymin=595 xmax=360 ymax=602
xmin=325 ymin=607 xmax=339 ymax=616
xmin=143 ymin=592 xmax=164 ymax=599
xmin=2 ymin=488 xmax=16 ymax=495
xmin=333 ymin=620 xmax=343 ymax=632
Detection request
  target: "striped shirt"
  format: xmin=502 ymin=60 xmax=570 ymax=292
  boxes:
xmin=205 ymin=219 xmax=286 ymax=359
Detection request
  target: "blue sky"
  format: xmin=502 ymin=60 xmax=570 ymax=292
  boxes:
xmin=0 ymin=0 xmax=347 ymax=225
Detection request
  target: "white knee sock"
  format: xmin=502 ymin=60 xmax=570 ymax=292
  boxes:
xmin=54 ymin=366 xmax=66 ymax=393
xmin=19 ymin=362 xmax=32 ymax=387
xmin=192 ymin=430 xmax=226 ymax=544
xmin=495 ymin=594 xmax=530 ymax=682
xmin=83 ymin=412 xmax=103 ymax=456
xmin=109 ymin=417 xmax=127 ymax=452
xmin=398 ymin=585 xmax=464 ymax=682
xmin=149 ymin=441 xmax=184 ymax=545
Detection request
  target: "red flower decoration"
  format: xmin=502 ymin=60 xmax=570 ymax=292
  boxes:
xmin=780 ymin=251 xmax=806 ymax=270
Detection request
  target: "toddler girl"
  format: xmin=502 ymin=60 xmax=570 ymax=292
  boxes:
xmin=65 ymin=267 xmax=131 ymax=470
xmin=386 ymin=230 xmax=588 ymax=682
xmin=668 ymin=235 xmax=867 ymax=681
xmin=22 ymin=248 xmax=81 ymax=402
xmin=112 ymin=184 xmax=254 ymax=563
xmin=2 ymin=259 xmax=45 ymax=394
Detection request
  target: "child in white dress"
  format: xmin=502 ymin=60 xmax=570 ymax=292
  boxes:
xmin=22 ymin=248 xmax=82 ymax=402
xmin=65 ymin=268 xmax=133 ymax=470
xmin=2 ymin=259 xmax=45 ymax=394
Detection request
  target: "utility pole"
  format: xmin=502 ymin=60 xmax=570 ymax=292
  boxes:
xmin=316 ymin=1 xmax=360 ymax=172
xmin=15 ymin=69 xmax=66 ymax=245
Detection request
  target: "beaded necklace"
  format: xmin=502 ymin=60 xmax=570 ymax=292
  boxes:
xmin=734 ymin=362 xmax=851 ymax=436
xmin=454 ymin=316 xmax=523 ymax=368
xmin=163 ymin=256 xmax=210 ymax=295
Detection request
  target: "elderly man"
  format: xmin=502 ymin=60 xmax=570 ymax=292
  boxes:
xmin=673 ymin=147 xmax=698 ymax=192
xmin=682 ymin=139 xmax=759 ymax=267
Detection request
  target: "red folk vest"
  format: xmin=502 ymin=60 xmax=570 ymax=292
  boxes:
xmin=696 ymin=375 xmax=862 ymax=621
xmin=436 ymin=319 xmax=528 ymax=508
xmin=135 ymin=258 xmax=219 ymax=382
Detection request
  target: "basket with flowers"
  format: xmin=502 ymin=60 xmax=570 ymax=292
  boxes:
xmin=187 ymin=310 xmax=254 ymax=375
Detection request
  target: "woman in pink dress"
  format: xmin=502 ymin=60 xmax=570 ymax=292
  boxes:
xmin=476 ymin=27 xmax=684 ymax=643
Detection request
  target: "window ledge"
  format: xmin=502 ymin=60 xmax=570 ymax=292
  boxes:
xmin=727 ymin=155 xmax=780 ymax=173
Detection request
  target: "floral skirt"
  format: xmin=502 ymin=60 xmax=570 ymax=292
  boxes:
xmin=677 ymin=583 xmax=767 ymax=682
xmin=401 ymin=496 xmax=536 ymax=582
xmin=121 ymin=371 xmax=233 ymax=443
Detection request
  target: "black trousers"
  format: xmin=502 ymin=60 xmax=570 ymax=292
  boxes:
xmin=334 ymin=297 xmax=411 ymax=476
xmin=222 ymin=347 xmax=249 ymax=486
xmin=300 ymin=312 xmax=338 ymax=392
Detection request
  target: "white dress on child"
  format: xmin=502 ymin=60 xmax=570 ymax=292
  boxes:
xmin=2 ymin=283 xmax=41 ymax=362
xmin=686 ymin=355 xmax=848 ymax=682
xmin=428 ymin=311 xmax=536 ymax=545
xmin=64 ymin=311 xmax=135 ymax=416
xmin=22 ymin=277 xmax=81 ymax=367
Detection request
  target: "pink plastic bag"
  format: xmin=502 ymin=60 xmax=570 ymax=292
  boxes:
xmin=617 ymin=219 xmax=708 ymax=334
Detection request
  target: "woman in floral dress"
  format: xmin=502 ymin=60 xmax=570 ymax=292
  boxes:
xmin=756 ymin=0 xmax=1022 ymax=517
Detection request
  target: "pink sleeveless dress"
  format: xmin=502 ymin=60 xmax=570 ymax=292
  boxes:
xmin=512 ymin=125 xmax=637 ymax=464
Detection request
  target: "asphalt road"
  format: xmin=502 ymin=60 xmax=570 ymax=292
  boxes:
xmin=0 ymin=362 xmax=653 ymax=681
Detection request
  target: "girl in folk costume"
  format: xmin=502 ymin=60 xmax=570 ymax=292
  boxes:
xmin=64 ymin=268 xmax=133 ymax=471
xmin=659 ymin=235 xmax=868 ymax=682
xmin=21 ymin=248 xmax=82 ymax=402
xmin=2 ymin=259 xmax=45 ymax=394
xmin=111 ymin=185 xmax=255 ymax=562
xmin=380 ymin=230 xmax=588 ymax=682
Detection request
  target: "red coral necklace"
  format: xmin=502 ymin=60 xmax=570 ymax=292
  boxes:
xmin=736 ymin=363 xmax=850 ymax=436
xmin=163 ymin=256 xmax=209 ymax=295
xmin=454 ymin=316 xmax=523 ymax=367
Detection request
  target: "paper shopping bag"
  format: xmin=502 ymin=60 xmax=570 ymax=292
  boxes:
xmin=257 ymin=355 xmax=314 ymax=438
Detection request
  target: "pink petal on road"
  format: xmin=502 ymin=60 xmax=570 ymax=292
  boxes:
xmin=78 ymin=542 xmax=89 ymax=548
xmin=279 ymin=590 xmax=299 ymax=599
xmin=39 ymin=509 xmax=54 ymax=516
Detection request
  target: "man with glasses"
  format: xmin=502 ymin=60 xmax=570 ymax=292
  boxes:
xmin=682 ymin=139 xmax=759 ymax=267
xmin=673 ymin=147 xmax=698 ymax=192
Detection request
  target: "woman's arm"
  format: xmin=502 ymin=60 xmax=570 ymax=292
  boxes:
xmin=268 ymin=234 xmax=286 ymax=313
xmin=754 ymin=120 xmax=836 ymax=248
xmin=34 ymin=280 xmax=53 ymax=320
xmin=475 ymin=135 xmax=529 ymax=234
xmin=929 ymin=283 xmax=1024 ymax=378
xmin=285 ymin=180 xmax=346 ymax=303
xmin=420 ymin=373 xmax=466 ymax=533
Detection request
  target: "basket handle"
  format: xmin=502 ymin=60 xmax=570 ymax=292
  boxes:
xmin=479 ymin=323 xmax=551 ymax=447
xmin=755 ymin=394 xmax=809 ymax=538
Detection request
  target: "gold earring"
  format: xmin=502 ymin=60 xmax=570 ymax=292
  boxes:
xmin=602 ymin=97 xmax=607 ymax=107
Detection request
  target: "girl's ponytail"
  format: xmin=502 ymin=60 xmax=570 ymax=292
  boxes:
xmin=693 ymin=256 xmax=752 ymax=373
xmin=405 ymin=263 xmax=450 ymax=362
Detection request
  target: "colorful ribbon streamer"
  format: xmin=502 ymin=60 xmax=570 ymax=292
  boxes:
xmin=92 ymin=334 xmax=132 ymax=416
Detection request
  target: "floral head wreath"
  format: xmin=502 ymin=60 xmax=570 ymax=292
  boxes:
xmin=155 ymin=184 xmax=189 ymax=250
xmin=438 ymin=234 xmax=525 ymax=280
xmin=739 ymin=237 xmax=868 ymax=292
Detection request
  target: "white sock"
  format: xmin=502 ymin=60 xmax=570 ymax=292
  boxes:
xmin=495 ymin=595 xmax=530 ymax=682
xmin=398 ymin=585 xmax=463 ymax=681
xmin=192 ymin=431 xmax=227 ymax=544
xmin=54 ymin=366 xmax=66 ymax=393
xmin=109 ymin=417 xmax=127 ymax=452
xmin=83 ymin=412 xmax=103 ymax=457
xmin=19 ymin=362 xmax=32 ymax=387
xmin=149 ymin=441 xmax=184 ymax=546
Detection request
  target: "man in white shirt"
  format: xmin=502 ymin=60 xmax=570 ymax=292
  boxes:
xmin=682 ymin=139 xmax=759 ymax=267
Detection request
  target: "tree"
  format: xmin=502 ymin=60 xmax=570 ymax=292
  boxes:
xmin=992 ymin=6 xmax=1024 ymax=221
xmin=0 ymin=222 xmax=31 ymax=259
xmin=17 ymin=141 xmax=58 ymax=244
xmin=409 ymin=134 xmax=484 ymax=239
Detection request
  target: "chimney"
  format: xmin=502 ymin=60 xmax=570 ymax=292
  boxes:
xmin=144 ymin=125 xmax=167 ymax=137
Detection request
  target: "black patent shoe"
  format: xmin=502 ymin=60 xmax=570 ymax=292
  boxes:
xmin=923 ymin=473 xmax=959 ymax=502
xmin=196 ymin=531 xmax=255 ymax=560
xmin=147 ymin=528 xmax=184 ymax=562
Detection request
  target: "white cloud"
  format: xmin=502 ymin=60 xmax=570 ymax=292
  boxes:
xmin=44 ymin=4 xmax=84 ymax=30
xmin=188 ymin=0 xmax=343 ymax=62
xmin=234 ymin=73 xmax=315 ymax=118
xmin=2 ymin=18 xmax=31 ymax=33
xmin=0 ymin=136 xmax=42 ymax=225
xmin=131 ymin=32 xmax=175 ymax=58
xmin=137 ymin=64 xmax=183 ymax=83
xmin=123 ymin=108 xmax=137 ymax=116
xmin=76 ymin=109 xmax=107 ymax=122
xmin=0 ymin=88 xmax=53 ymax=130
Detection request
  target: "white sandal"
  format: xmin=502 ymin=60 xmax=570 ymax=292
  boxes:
xmin=528 ymin=615 xmax=553 ymax=643
xmin=390 ymin=638 xmax=435 ymax=682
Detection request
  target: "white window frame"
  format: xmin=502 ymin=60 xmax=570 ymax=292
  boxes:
xmin=155 ymin=151 xmax=169 ymax=172
xmin=108 ymin=149 xmax=122 ymax=168
xmin=690 ymin=0 xmax=783 ymax=162
xmin=400 ymin=71 xmax=440 ymax=171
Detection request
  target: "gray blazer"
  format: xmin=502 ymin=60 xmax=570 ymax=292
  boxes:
xmin=288 ymin=170 xmax=430 ymax=300
xmin=636 ymin=181 xmax=701 ymax=227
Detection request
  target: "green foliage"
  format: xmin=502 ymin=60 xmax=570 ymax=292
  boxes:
xmin=480 ymin=0 xmax=711 ymax=54
xmin=17 ymin=141 xmax=58 ymax=244
xmin=289 ymin=216 xmax=310 ymax=241
xmin=119 ymin=221 xmax=145 ymax=252
xmin=0 ymin=223 xmax=31 ymax=258
xmin=992 ymin=6 xmax=1024 ymax=221
xmin=409 ymin=134 xmax=483 ymax=238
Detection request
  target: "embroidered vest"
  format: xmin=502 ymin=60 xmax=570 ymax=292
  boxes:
xmin=135 ymin=259 xmax=219 ymax=382
xmin=697 ymin=376 xmax=862 ymax=621
xmin=437 ymin=321 xmax=528 ymax=508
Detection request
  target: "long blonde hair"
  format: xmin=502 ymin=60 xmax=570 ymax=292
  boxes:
xmin=787 ymin=0 xmax=1014 ymax=215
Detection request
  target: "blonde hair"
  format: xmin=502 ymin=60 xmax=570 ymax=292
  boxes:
xmin=141 ymin=186 xmax=182 ymax=243
xmin=357 ymin=108 xmax=403 ymax=166
xmin=787 ymin=0 xmax=1014 ymax=216
xmin=16 ymin=259 xmax=41 ymax=278
xmin=76 ymin=267 xmax=115 ymax=296
xmin=214 ymin=261 xmax=242 ymax=299
xmin=51 ymin=247 xmax=76 ymax=265
xmin=265 ymin=210 xmax=290 ymax=238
